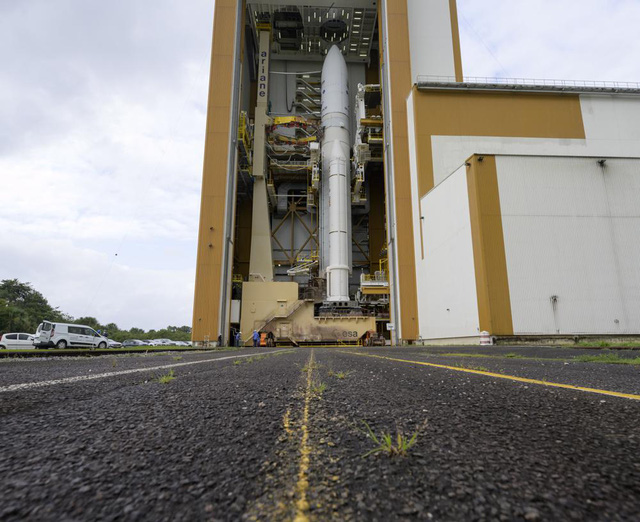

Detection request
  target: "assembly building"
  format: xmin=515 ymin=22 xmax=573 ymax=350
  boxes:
xmin=192 ymin=0 xmax=640 ymax=345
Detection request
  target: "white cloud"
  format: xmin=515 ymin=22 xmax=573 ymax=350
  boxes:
xmin=0 ymin=237 xmax=194 ymax=330
xmin=458 ymin=0 xmax=640 ymax=82
xmin=0 ymin=0 xmax=213 ymax=330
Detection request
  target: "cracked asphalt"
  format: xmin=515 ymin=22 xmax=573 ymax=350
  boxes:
xmin=1 ymin=346 xmax=639 ymax=521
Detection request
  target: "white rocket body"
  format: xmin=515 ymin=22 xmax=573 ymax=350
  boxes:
xmin=321 ymin=46 xmax=352 ymax=302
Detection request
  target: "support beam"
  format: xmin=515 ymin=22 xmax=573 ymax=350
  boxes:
xmin=249 ymin=29 xmax=274 ymax=282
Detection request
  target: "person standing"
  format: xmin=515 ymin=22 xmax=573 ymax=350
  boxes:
xmin=235 ymin=330 xmax=242 ymax=347
xmin=252 ymin=330 xmax=259 ymax=347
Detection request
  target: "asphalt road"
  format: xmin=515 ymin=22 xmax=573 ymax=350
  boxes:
xmin=1 ymin=347 xmax=639 ymax=521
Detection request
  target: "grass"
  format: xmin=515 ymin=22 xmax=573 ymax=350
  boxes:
xmin=457 ymin=364 xmax=491 ymax=372
xmin=361 ymin=420 xmax=426 ymax=458
xmin=156 ymin=369 xmax=176 ymax=384
xmin=302 ymin=361 xmax=322 ymax=373
xmin=0 ymin=346 xmax=221 ymax=359
xmin=311 ymin=381 xmax=327 ymax=395
xmin=328 ymin=369 xmax=353 ymax=380
xmin=575 ymin=353 xmax=640 ymax=365
xmin=577 ymin=341 xmax=640 ymax=349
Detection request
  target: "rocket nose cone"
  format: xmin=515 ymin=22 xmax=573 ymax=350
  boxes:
xmin=322 ymin=45 xmax=347 ymax=76
xmin=327 ymin=45 xmax=342 ymax=60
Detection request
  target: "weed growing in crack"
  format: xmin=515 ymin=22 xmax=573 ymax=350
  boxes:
xmin=467 ymin=365 xmax=490 ymax=372
xmin=311 ymin=381 xmax=327 ymax=396
xmin=156 ymin=369 xmax=176 ymax=384
xmin=302 ymin=361 xmax=322 ymax=373
xmin=361 ymin=420 xmax=427 ymax=458
xmin=173 ymin=356 xmax=183 ymax=361
xmin=328 ymin=369 xmax=353 ymax=379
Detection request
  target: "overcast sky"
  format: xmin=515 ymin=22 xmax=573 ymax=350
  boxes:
xmin=1 ymin=0 xmax=639 ymax=331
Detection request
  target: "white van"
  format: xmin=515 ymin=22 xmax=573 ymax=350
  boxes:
xmin=35 ymin=321 xmax=109 ymax=350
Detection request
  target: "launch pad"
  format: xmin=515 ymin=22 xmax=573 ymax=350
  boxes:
xmin=231 ymin=2 xmax=389 ymax=345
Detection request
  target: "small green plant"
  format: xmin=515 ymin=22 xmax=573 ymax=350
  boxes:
xmin=156 ymin=369 xmax=176 ymax=384
xmin=361 ymin=421 xmax=425 ymax=458
xmin=467 ymin=365 xmax=491 ymax=372
xmin=334 ymin=370 xmax=352 ymax=379
xmin=173 ymin=356 xmax=183 ymax=361
xmin=311 ymin=381 xmax=327 ymax=395
xmin=504 ymin=353 xmax=524 ymax=359
xmin=233 ymin=360 xmax=243 ymax=366
xmin=302 ymin=361 xmax=321 ymax=373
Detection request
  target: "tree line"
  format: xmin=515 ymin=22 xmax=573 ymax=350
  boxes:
xmin=0 ymin=279 xmax=191 ymax=342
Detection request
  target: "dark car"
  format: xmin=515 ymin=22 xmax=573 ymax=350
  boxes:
xmin=122 ymin=339 xmax=146 ymax=347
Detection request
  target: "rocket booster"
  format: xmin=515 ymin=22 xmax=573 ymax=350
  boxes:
xmin=321 ymin=46 xmax=352 ymax=302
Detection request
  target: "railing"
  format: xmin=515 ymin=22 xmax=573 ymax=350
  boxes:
xmin=361 ymin=273 xmax=388 ymax=283
xmin=417 ymin=75 xmax=640 ymax=91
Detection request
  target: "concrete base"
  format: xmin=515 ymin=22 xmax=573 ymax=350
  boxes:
xmin=238 ymin=281 xmax=375 ymax=344
xmin=414 ymin=336 xmax=482 ymax=346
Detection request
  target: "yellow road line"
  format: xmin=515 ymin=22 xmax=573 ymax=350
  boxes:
xmin=294 ymin=350 xmax=314 ymax=522
xmin=340 ymin=351 xmax=640 ymax=402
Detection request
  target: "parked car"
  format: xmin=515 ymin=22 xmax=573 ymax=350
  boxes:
xmin=0 ymin=333 xmax=35 ymax=350
xmin=174 ymin=341 xmax=190 ymax=347
xmin=153 ymin=339 xmax=174 ymax=346
xmin=145 ymin=340 xmax=160 ymax=346
xmin=122 ymin=339 xmax=146 ymax=347
xmin=34 ymin=321 xmax=109 ymax=349
xmin=107 ymin=339 xmax=122 ymax=349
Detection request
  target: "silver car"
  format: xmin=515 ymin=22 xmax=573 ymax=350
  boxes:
xmin=0 ymin=333 xmax=35 ymax=349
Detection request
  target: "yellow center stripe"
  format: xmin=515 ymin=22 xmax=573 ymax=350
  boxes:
xmin=341 ymin=352 xmax=640 ymax=402
xmin=294 ymin=351 xmax=314 ymax=522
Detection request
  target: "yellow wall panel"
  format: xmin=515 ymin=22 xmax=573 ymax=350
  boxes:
xmin=385 ymin=0 xmax=419 ymax=340
xmin=412 ymin=88 xmax=586 ymax=197
xmin=193 ymin=3 xmax=239 ymax=342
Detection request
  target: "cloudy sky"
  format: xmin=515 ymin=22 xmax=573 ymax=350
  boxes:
xmin=1 ymin=0 xmax=639 ymax=331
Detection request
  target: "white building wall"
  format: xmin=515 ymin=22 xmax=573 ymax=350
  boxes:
xmin=418 ymin=166 xmax=479 ymax=339
xmin=497 ymin=156 xmax=640 ymax=335
xmin=407 ymin=0 xmax=457 ymax=82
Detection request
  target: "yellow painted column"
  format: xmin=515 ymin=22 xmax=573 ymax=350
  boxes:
xmin=466 ymin=155 xmax=514 ymax=335
xmin=385 ymin=0 xmax=419 ymax=341
xmin=192 ymin=0 xmax=241 ymax=343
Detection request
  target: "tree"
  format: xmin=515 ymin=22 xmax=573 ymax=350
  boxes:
xmin=74 ymin=317 xmax=101 ymax=330
xmin=0 ymin=279 xmax=65 ymax=333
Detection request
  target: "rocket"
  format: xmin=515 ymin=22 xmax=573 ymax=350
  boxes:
xmin=321 ymin=46 xmax=352 ymax=302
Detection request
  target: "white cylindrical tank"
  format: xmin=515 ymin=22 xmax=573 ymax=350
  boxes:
xmin=321 ymin=46 xmax=352 ymax=303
